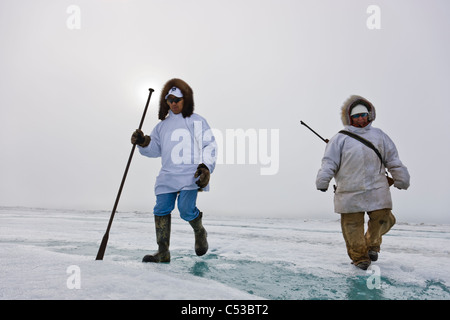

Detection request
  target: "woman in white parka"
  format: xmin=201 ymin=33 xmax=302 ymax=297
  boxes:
xmin=316 ymin=95 xmax=410 ymax=270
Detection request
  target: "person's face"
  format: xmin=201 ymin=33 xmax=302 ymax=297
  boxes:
xmin=351 ymin=113 xmax=369 ymax=127
xmin=166 ymin=95 xmax=184 ymax=114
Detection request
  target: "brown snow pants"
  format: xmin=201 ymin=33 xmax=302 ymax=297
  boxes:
xmin=340 ymin=209 xmax=396 ymax=265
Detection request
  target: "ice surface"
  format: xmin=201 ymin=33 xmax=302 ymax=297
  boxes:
xmin=1 ymin=207 xmax=449 ymax=300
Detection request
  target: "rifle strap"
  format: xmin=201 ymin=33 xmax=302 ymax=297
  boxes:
xmin=338 ymin=130 xmax=383 ymax=172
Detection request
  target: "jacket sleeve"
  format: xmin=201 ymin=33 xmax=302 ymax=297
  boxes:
xmin=382 ymin=133 xmax=410 ymax=190
xmin=138 ymin=125 xmax=161 ymax=158
xmin=316 ymin=136 xmax=342 ymax=190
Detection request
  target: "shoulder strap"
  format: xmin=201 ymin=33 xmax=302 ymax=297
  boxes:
xmin=339 ymin=130 xmax=383 ymax=170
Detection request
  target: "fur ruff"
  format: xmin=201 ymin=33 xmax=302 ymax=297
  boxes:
xmin=159 ymin=78 xmax=194 ymax=120
xmin=340 ymin=95 xmax=376 ymax=126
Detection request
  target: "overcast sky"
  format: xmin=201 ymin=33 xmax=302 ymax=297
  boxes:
xmin=1 ymin=0 xmax=449 ymax=223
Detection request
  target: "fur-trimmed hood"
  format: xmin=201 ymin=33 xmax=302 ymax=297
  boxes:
xmin=340 ymin=95 xmax=376 ymax=126
xmin=159 ymin=78 xmax=194 ymax=120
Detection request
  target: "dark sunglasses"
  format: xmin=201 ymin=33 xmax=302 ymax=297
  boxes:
xmin=351 ymin=113 xmax=369 ymax=119
xmin=167 ymin=97 xmax=182 ymax=104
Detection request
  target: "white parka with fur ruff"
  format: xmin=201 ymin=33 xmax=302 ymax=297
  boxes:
xmin=316 ymin=96 xmax=410 ymax=214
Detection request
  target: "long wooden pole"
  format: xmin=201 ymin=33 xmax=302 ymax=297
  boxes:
xmin=96 ymin=88 xmax=154 ymax=260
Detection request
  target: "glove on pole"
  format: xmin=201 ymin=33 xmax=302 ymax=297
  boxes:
xmin=96 ymin=88 xmax=154 ymax=260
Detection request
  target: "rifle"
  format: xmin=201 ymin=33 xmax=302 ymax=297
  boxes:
xmin=300 ymin=121 xmax=329 ymax=143
xmin=300 ymin=120 xmax=334 ymax=192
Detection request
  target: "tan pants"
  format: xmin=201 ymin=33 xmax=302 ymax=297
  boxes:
xmin=340 ymin=209 xmax=396 ymax=265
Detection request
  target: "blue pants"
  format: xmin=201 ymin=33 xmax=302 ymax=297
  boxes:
xmin=153 ymin=190 xmax=200 ymax=222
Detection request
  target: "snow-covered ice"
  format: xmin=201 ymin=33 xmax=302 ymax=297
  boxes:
xmin=1 ymin=206 xmax=449 ymax=300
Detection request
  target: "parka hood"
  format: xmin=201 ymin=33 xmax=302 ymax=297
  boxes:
xmin=159 ymin=78 xmax=194 ymax=120
xmin=340 ymin=95 xmax=376 ymax=126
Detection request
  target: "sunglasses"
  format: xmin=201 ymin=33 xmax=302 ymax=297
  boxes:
xmin=167 ymin=97 xmax=182 ymax=104
xmin=351 ymin=113 xmax=369 ymax=119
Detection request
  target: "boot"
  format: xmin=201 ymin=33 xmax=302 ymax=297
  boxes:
xmin=368 ymin=250 xmax=378 ymax=261
xmin=189 ymin=212 xmax=208 ymax=256
xmin=142 ymin=215 xmax=171 ymax=263
xmin=355 ymin=260 xmax=371 ymax=270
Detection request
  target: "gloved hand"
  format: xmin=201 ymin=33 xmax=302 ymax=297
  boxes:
xmin=131 ymin=129 xmax=150 ymax=147
xmin=194 ymin=163 xmax=210 ymax=188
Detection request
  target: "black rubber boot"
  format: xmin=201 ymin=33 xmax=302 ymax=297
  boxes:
xmin=189 ymin=212 xmax=208 ymax=256
xmin=368 ymin=250 xmax=378 ymax=261
xmin=143 ymin=215 xmax=171 ymax=263
xmin=355 ymin=260 xmax=371 ymax=270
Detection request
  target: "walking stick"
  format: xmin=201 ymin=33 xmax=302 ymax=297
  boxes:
xmin=96 ymin=88 xmax=154 ymax=260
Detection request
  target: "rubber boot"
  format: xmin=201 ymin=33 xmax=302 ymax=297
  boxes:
xmin=142 ymin=215 xmax=171 ymax=263
xmin=355 ymin=261 xmax=371 ymax=270
xmin=189 ymin=212 xmax=208 ymax=256
xmin=368 ymin=250 xmax=378 ymax=261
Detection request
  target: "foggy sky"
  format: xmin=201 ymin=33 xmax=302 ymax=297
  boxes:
xmin=1 ymin=0 xmax=449 ymax=223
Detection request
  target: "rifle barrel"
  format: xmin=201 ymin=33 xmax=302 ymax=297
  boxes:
xmin=300 ymin=120 xmax=329 ymax=143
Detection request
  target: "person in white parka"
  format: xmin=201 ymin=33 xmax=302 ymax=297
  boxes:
xmin=131 ymin=78 xmax=217 ymax=263
xmin=316 ymin=95 xmax=410 ymax=270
